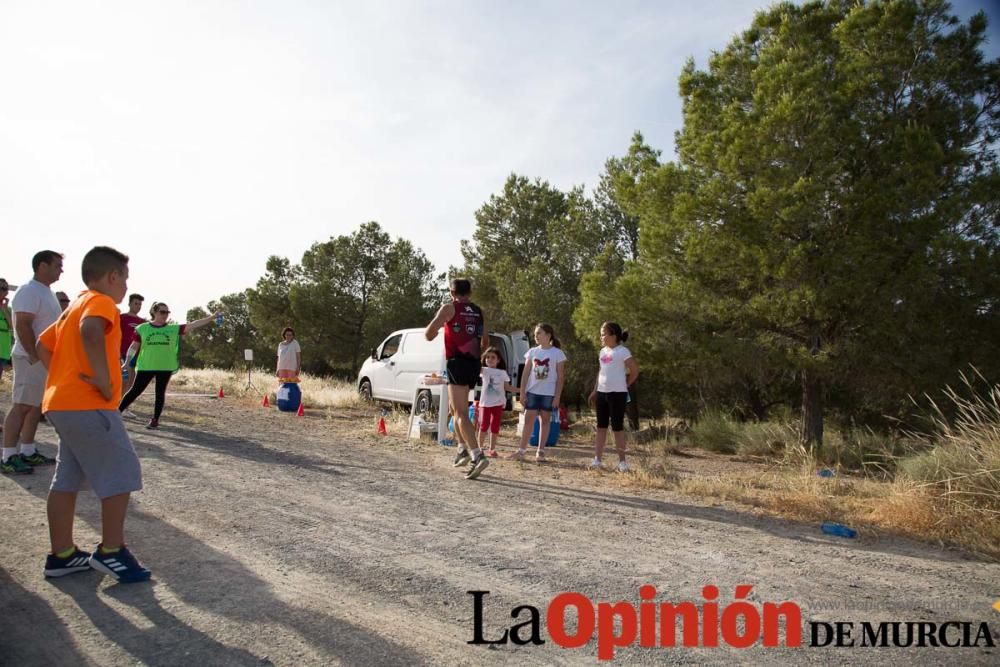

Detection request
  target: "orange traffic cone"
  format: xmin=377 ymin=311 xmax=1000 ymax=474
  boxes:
xmin=296 ymin=402 xmax=305 ymax=417
xmin=262 ymin=394 xmax=269 ymax=408
xmin=377 ymin=416 xmax=387 ymax=435
xmin=218 ymin=386 xmax=225 ymax=398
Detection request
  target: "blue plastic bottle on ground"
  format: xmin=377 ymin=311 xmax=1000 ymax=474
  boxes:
xmin=821 ymin=521 xmax=857 ymax=538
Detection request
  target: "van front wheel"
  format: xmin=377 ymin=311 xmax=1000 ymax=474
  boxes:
xmin=359 ymin=378 xmax=373 ymax=401
xmin=415 ymin=389 xmax=433 ymax=415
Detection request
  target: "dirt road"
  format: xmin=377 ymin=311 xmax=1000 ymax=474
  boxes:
xmin=1 ymin=397 xmax=998 ymax=665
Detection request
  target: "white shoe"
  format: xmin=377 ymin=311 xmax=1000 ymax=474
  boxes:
xmin=617 ymin=461 xmax=629 ymax=473
xmin=589 ymin=457 xmax=602 ymax=469
xmin=122 ymin=409 xmax=138 ymax=419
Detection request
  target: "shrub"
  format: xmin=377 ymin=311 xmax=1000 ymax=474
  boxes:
xmin=689 ymin=409 xmax=739 ymax=454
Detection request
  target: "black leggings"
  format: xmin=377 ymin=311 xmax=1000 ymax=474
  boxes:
xmin=120 ymin=370 xmax=174 ymax=420
xmin=596 ymin=391 xmax=628 ymax=431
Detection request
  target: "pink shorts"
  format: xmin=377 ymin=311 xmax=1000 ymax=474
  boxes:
xmin=478 ymin=405 xmax=503 ymax=434
xmin=277 ymin=369 xmax=298 ymax=380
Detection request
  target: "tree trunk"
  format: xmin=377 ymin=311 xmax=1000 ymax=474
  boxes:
xmin=746 ymin=380 xmax=768 ymax=422
xmin=800 ymin=333 xmax=823 ymax=452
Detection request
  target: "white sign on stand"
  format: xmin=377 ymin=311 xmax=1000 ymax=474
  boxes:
xmin=244 ymin=349 xmax=254 ymax=362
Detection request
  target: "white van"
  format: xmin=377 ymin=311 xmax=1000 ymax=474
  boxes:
xmin=358 ymin=328 xmax=530 ymax=413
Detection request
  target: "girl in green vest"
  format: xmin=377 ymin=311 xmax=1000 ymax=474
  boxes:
xmin=118 ymin=301 xmax=220 ymax=429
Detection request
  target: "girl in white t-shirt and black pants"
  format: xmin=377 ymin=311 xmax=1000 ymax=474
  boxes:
xmin=589 ymin=322 xmax=639 ymax=472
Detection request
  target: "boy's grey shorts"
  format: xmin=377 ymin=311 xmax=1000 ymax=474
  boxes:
xmin=46 ymin=410 xmax=143 ymax=499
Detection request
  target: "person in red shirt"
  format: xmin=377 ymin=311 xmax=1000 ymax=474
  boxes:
xmin=425 ymin=278 xmax=489 ymax=480
xmin=119 ymin=293 xmax=145 ymax=399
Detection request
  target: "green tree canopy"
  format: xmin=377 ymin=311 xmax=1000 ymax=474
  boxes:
xmin=578 ymin=0 xmax=1000 ymax=445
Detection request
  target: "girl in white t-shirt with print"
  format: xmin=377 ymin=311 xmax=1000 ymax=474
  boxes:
xmin=589 ymin=321 xmax=639 ymax=472
xmin=510 ymin=323 xmax=567 ymax=462
xmin=478 ymin=347 xmax=519 ymax=458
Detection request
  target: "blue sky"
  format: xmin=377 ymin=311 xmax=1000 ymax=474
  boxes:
xmin=1 ymin=1 xmax=997 ymax=324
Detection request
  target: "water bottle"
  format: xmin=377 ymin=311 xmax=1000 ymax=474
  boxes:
xmin=215 ymin=313 xmax=224 ymax=325
xmin=821 ymin=521 xmax=857 ymax=538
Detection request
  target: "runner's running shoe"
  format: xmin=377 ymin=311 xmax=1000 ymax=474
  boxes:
xmin=452 ymin=447 xmax=470 ymax=467
xmin=465 ymin=454 xmax=490 ymax=480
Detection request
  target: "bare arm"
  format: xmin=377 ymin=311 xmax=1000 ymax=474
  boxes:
xmin=36 ymin=338 xmax=52 ymax=368
xmin=296 ymin=350 xmax=301 ymax=374
xmin=425 ymin=303 xmax=454 ymax=341
xmin=553 ymin=360 xmax=566 ymax=407
xmin=184 ymin=311 xmax=220 ymax=333
xmin=625 ymin=357 xmax=639 ymax=387
xmin=123 ymin=340 xmax=140 ymax=366
xmin=80 ymin=316 xmax=113 ymax=400
xmin=518 ymin=355 xmax=530 ymax=402
xmin=14 ymin=311 xmax=38 ymax=361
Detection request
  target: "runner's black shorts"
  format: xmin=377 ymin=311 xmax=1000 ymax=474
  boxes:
xmin=446 ymin=355 xmax=480 ymax=389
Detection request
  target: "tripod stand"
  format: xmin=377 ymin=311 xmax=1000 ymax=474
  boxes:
xmin=244 ymin=361 xmax=257 ymax=391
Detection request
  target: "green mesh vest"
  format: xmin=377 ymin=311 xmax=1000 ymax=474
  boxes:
xmin=0 ymin=310 xmax=10 ymax=360
xmin=135 ymin=323 xmax=182 ymax=371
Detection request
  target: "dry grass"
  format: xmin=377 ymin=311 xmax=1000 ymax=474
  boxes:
xmin=171 ymin=368 xmax=363 ymax=410
xmin=672 ymin=464 xmax=1000 ymax=560
xmin=896 ymin=369 xmax=1000 ymax=517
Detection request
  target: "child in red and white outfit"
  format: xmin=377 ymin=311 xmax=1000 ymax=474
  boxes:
xmin=478 ymin=347 xmax=517 ymax=458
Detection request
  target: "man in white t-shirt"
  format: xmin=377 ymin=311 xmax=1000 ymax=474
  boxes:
xmin=1 ymin=251 xmax=63 ymax=475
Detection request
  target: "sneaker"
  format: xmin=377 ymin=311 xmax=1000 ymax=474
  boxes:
xmin=588 ymin=457 xmax=602 ymax=469
xmin=122 ymin=409 xmax=138 ymax=419
xmin=21 ymin=451 xmax=56 ymax=466
xmin=89 ymin=545 xmax=151 ymax=583
xmin=44 ymin=547 xmax=92 ymax=578
xmin=452 ymin=447 xmax=471 ymax=467
xmin=617 ymin=461 xmax=630 ymax=473
xmin=1 ymin=454 xmax=34 ymax=475
xmin=506 ymin=449 xmax=526 ymax=461
xmin=465 ymin=454 xmax=490 ymax=480
xmin=145 ymin=418 xmax=159 ymax=429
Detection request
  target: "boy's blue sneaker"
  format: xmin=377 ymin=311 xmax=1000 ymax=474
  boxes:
xmin=89 ymin=545 xmax=151 ymax=583
xmin=44 ymin=547 xmax=93 ymax=577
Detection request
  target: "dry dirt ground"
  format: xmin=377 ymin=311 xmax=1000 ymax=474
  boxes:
xmin=1 ymin=395 xmax=998 ymax=666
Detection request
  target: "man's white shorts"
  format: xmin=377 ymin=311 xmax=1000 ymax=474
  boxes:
xmin=12 ymin=355 xmax=47 ymax=407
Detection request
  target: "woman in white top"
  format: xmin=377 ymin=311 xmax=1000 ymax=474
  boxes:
xmin=276 ymin=327 xmax=302 ymax=380
xmin=589 ymin=321 xmax=639 ymax=472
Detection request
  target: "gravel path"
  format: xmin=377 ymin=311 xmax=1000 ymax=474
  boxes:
xmin=1 ymin=397 xmax=998 ymax=665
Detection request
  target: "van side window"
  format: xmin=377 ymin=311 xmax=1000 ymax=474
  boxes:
xmin=380 ymin=334 xmax=402 ymax=360
xmin=488 ymin=334 xmax=510 ymax=370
